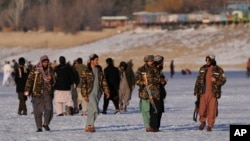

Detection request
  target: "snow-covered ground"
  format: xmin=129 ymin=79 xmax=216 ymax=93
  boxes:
xmin=0 ymin=71 xmax=249 ymax=141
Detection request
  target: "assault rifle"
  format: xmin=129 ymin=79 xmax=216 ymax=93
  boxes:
xmin=193 ymin=94 xmax=200 ymax=122
xmin=142 ymin=72 xmax=158 ymax=114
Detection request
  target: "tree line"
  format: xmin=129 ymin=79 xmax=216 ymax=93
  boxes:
xmin=0 ymin=0 xmax=228 ymax=33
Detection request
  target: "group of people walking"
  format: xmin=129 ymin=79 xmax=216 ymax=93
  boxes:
xmin=5 ymin=53 xmax=227 ymax=133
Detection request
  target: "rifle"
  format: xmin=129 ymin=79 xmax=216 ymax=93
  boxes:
xmin=32 ymin=71 xmax=39 ymax=94
xmin=142 ymin=72 xmax=158 ymax=114
xmin=193 ymin=94 xmax=200 ymax=122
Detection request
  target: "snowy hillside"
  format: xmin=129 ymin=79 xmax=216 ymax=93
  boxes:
xmin=0 ymin=26 xmax=250 ymax=71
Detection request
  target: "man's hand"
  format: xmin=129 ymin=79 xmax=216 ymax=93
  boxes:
xmin=211 ymin=77 xmax=216 ymax=82
xmin=84 ymin=96 xmax=89 ymax=102
xmin=105 ymin=93 xmax=110 ymax=99
xmin=24 ymin=91 xmax=29 ymax=96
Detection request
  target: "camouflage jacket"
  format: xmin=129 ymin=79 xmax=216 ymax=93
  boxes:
xmin=135 ymin=64 xmax=161 ymax=100
xmin=25 ymin=66 xmax=54 ymax=98
xmin=194 ymin=64 xmax=226 ymax=99
xmin=80 ymin=65 xmax=109 ymax=99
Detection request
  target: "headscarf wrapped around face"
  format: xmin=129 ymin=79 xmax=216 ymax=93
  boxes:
xmin=36 ymin=55 xmax=51 ymax=82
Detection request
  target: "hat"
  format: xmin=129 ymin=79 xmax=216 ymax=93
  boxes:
xmin=18 ymin=57 xmax=25 ymax=66
xmin=40 ymin=55 xmax=49 ymax=62
xmin=206 ymin=55 xmax=215 ymax=60
xmin=144 ymin=55 xmax=154 ymax=62
xmin=154 ymin=55 xmax=164 ymax=63
xmin=89 ymin=54 xmax=98 ymax=60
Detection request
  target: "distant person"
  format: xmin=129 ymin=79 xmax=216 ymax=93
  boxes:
xmin=194 ymin=55 xmax=226 ymax=132
xmin=181 ymin=68 xmax=191 ymax=75
xmin=2 ymin=61 xmax=12 ymax=86
xmin=119 ymin=61 xmax=135 ymax=112
xmin=126 ymin=59 xmax=136 ymax=100
xmin=12 ymin=59 xmax=19 ymax=81
xmin=170 ymin=60 xmax=174 ymax=78
xmin=71 ymin=60 xmax=80 ymax=114
xmin=24 ymin=55 xmax=54 ymax=132
xmin=247 ymin=58 xmax=250 ymax=78
xmin=81 ymin=54 xmax=110 ymax=132
xmin=54 ymin=56 xmax=74 ymax=116
xmin=50 ymin=60 xmax=58 ymax=70
xmin=14 ymin=57 xmax=30 ymax=115
xmin=27 ymin=61 xmax=33 ymax=71
xmin=75 ymin=58 xmax=88 ymax=116
xmin=102 ymin=58 xmax=120 ymax=114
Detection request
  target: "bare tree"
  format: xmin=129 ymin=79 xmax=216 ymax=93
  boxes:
xmin=2 ymin=0 xmax=27 ymax=30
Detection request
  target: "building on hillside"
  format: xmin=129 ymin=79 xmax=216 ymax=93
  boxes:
xmin=101 ymin=16 xmax=129 ymax=28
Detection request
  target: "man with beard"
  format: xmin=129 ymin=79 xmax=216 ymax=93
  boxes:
xmin=194 ymin=55 xmax=226 ymax=132
xmin=81 ymin=54 xmax=110 ymax=132
xmin=24 ymin=55 xmax=54 ymax=132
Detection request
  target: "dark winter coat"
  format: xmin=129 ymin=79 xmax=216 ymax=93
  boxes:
xmin=124 ymin=66 xmax=136 ymax=91
xmin=72 ymin=67 xmax=80 ymax=86
xmin=53 ymin=64 xmax=74 ymax=90
xmin=194 ymin=64 xmax=226 ymax=99
xmin=104 ymin=65 xmax=120 ymax=98
xmin=15 ymin=66 xmax=30 ymax=93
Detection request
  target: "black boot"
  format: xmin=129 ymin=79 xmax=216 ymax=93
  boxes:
xmin=43 ymin=124 xmax=50 ymax=131
xmin=70 ymin=107 xmax=74 ymax=115
xmin=36 ymin=128 xmax=42 ymax=132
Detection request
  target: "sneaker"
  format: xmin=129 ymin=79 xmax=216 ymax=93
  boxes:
xmin=43 ymin=124 xmax=50 ymax=131
xmin=207 ymin=126 xmax=212 ymax=132
xmin=36 ymin=128 xmax=42 ymax=132
xmin=199 ymin=122 xmax=206 ymax=130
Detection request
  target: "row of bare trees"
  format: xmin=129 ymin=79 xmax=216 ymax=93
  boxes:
xmin=0 ymin=0 xmax=233 ymax=33
xmin=145 ymin=0 xmax=227 ymax=13
xmin=0 ymin=0 xmax=146 ymax=32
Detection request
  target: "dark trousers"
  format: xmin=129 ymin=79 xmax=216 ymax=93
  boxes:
xmin=18 ymin=92 xmax=27 ymax=114
xmin=247 ymin=68 xmax=250 ymax=77
xmin=150 ymin=98 xmax=164 ymax=130
xmin=33 ymin=93 xmax=53 ymax=129
xmin=103 ymin=94 xmax=119 ymax=112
